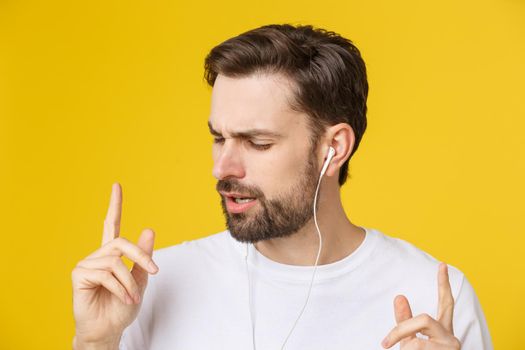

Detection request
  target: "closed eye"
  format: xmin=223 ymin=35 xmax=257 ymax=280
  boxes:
xmin=213 ymin=137 xmax=272 ymax=151
xmin=249 ymin=140 xmax=272 ymax=150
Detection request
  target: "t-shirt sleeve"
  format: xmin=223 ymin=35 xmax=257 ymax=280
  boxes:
xmin=119 ymin=318 xmax=146 ymax=350
xmin=118 ymin=270 xmax=158 ymax=350
xmin=118 ymin=248 xmax=169 ymax=350
xmin=452 ymin=274 xmax=493 ymax=350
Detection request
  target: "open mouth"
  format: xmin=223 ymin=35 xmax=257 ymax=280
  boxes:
xmin=223 ymin=194 xmax=258 ymax=214
xmin=232 ymin=197 xmax=256 ymax=204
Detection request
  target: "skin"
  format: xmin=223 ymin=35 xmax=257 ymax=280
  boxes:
xmin=71 ymin=72 xmax=461 ymax=349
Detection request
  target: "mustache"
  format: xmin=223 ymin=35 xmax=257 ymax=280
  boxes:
xmin=216 ymin=179 xmax=265 ymax=199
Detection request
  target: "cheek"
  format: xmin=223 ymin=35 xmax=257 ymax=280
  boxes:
xmin=246 ymin=148 xmax=306 ymax=196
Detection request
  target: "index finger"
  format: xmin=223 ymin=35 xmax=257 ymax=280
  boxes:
xmin=102 ymin=182 xmax=122 ymax=245
xmin=437 ymin=262 xmax=454 ymax=333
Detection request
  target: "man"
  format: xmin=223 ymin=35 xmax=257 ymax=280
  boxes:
xmin=72 ymin=24 xmax=493 ymax=349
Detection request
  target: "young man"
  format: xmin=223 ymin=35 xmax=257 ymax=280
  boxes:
xmin=72 ymin=24 xmax=493 ymax=349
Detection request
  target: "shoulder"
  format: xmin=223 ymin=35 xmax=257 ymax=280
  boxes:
xmin=148 ymin=229 xmax=243 ymax=276
xmin=152 ymin=229 xmax=237 ymax=260
xmin=369 ymin=228 xmax=465 ymax=300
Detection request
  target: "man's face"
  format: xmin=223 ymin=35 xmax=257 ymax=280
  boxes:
xmin=209 ymin=73 xmax=321 ymax=243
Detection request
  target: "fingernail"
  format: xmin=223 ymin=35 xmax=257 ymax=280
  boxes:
xmin=148 ymin=260 xmax=159 ymax=273
xmin=381 ymin=337 xmax=389 ymax=348
xmin=134 ymin=293 xmax=141 ymax=304
xmin=125 ymin=295 xmax=133 ymax=305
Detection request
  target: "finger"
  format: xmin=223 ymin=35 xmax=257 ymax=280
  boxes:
xmin=381 ymin=313 xmax=449 ymax=349
xmin=102 ymin=183 xmax=122 ymax=246
xmin=72 ymin=266 xmax=134 ymax=305
xmin=437 ymin=262 xmax=454 ymax=333
xmin=131 ymin=228 xmax=157 ymax=291
xmin=394 ymin=295 xmax=414 ymax=323
xmin=91 ymin=237 xmax=159 ymax=275
xmin=78 ymin=256 xmax=141 ymax=304
xmin=393 ymin=295 xmax=415 ymax=346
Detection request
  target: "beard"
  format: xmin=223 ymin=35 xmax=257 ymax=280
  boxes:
xmin=216 ymin=151 xmax=320 ymax=244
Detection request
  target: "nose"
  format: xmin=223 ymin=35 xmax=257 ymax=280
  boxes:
xmin=212 ymin=141 xmax=246 ymax=180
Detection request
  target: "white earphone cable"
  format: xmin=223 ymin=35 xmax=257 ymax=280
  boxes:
xmin=245 ymin=244 xmax=257 ymax=350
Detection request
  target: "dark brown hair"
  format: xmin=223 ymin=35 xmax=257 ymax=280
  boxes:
xmin=204 ymin=24 xmax=368 ymax=186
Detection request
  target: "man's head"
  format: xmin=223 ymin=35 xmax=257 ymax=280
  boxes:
xmin=204 ymin=24 xmax=368 ymax=243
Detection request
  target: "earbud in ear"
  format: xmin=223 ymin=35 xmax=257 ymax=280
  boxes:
xmin=320 ymin=146 xmax=336 ymax=177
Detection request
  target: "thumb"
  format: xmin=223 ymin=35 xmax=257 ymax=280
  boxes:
xmin=131 ymin=228 xmax=157 ymax=292
xmin=394 ymin=295 xmax=415 ymax=347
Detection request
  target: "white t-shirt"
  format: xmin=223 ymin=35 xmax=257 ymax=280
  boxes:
xmin=120 ymin=227 xmax=493 ymax=349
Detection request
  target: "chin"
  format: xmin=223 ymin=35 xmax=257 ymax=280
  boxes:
xmin=227 ymin=230 xmax=261 ymax=244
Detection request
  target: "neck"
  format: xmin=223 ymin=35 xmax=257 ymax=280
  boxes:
xmin=254 ymin=180 xmax=366 ymax=266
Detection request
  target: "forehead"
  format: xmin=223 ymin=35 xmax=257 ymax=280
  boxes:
xmin=208 ymin=73 xmax=305 ymax=133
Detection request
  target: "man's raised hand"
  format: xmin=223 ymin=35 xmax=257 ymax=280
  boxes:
xmin=72 ymin=183 xmax=159 ymax=349
xmin=381 ymin=262 xmax=461 ymax=349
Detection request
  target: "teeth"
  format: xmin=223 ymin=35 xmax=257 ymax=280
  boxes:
xmin=234 ymin=197 xmax=254 ymax=204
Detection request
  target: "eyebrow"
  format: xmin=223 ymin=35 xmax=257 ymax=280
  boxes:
xmin=207 ymin=120 xmax=283 ymax=139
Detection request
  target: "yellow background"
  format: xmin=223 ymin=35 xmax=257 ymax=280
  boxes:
xmin=1 ymin=0 xmax=523 ymax=348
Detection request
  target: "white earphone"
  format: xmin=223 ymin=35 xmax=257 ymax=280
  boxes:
xmin=245 ymin=145 xmax=336 ymax=350
xmin=320 ymin=146 xmax=336 ymax=177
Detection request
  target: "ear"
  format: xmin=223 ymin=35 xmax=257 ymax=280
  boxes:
xmin=323 ymin=123 xmax=355 ymax=178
